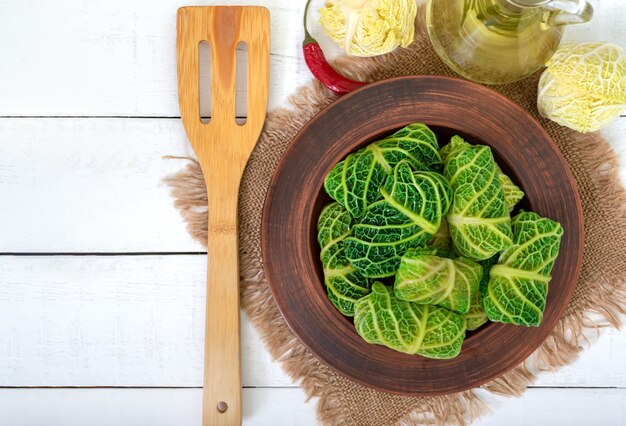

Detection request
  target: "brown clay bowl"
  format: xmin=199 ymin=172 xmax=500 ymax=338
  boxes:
xmin=261 ymin=76 xmax=583 ymax=395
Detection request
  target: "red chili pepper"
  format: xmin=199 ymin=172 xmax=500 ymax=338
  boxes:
xmin=302 ymin=0 xmax=367 ymax=95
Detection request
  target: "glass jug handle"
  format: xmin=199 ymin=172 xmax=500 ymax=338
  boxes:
xmin=545 ymin=0 xmax=594 ymax=26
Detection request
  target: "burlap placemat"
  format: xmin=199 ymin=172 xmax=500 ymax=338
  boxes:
xmin=165 ymin=17 xmax=626 ymax=426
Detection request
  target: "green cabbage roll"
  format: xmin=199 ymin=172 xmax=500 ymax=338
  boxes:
xmin=483 ymin=211 xmax=564 ymax=327
xmin=324 ymin=123 xmax=442 ymax=217
xmin=441 ymin=136 xmax=524 ymax=212
xmin=442 ymin=136 xmax=513 ymax=260
xmin=317 ymin=203 xmax=371 ymax=316
xmin=345 ymin=160 xmax=452 ymax=277
xmin=394 ymin=248 xmax=482 ymax=314
xmin=354 ymin=282 xmax=467 ymax=359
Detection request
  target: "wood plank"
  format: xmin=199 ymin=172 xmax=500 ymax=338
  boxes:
xmin=0 ymin=1 xmax=624 ymax=424
xmin=0 ymin=387 xmax=624 ymax=426
xmin=475 ymin=388 xmax=626 ymax=425
xmin=0 ymin=0 xmax=623 ymax=116
xmin=0 ymin=0 xmax=311 ymax=117
xmin=0 ymin=117 xmax=623 ymax=253
xmin=0 ymin=254 xmax=625 ymax=388
xmin=0 ymin=255 xmax=284 ymax=387
xmin=0 ymin=388 xmax=318 ymax=426
xmin=0 ymin=118 xmax=201 ymax=252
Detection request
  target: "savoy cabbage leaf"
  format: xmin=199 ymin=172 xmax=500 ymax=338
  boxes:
xmin=428 ymin=218 xmax=452 ymax=250
xmin=394 ymin=248 xmax=482 ymax=314
xmin=464 ymin=255 xmax=499 ymax=330
xmin=479 ymin=255 xmax=499 ymax=295
xmin=483 ymin=211 xmax=564 ymax=327
xmin=324 ymin=123 xmax=442 ymax=217
xmin=497 ymin=165 xmax=525 ymax=212
xmin=344 ymin=160 xmax=452 ymax=277
xmin=354 ymin=282 xmax=467 ymax=359
xmin=443 ymin=136 xmax=513 ymax=260
xmin=442 ymin=136 xmax=524 ymax=212
xmin=465 ymin=291 xmax=489 ymax=331
xmin=317 ymin=203 xmax=372 ymax=316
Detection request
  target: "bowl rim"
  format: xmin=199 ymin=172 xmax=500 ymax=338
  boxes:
xmin=261 ymin=75 xmax=584 ymax=395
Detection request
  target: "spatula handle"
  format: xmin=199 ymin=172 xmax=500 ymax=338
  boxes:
xmin=204 ymin=199 xmax=241 ymax=426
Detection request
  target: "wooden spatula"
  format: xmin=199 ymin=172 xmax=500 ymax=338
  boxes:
xmin=176 ymin=6 xmax=270 ymax=426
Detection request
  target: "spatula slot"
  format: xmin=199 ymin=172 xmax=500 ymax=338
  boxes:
xmin=198 ymin=40 xmax=212 ymax=124
xmin=235 ymin=41 xmax=248 ymax=126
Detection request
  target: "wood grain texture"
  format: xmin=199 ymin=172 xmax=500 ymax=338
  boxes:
xmin=0 ymin=0 xmax=621 ymax=116
xmin=0 ymin=255 xmax=625 ymax=388
xmin=1 ymin=387 xmax=625 ymax=426
xmin=177 ymin=6 xmax=270 ymax=425
xmin=0 ymin=0 xmax=624 ymax=424
xmin=262 ymin=76 xmax=584 ymax=395
xmin=0 ymin=118 xmax=202 ymax=253
xmin=0 ymin=388 xmax=318 ymax=426
xmin=0 ymin=117 xmax=623 ymax=253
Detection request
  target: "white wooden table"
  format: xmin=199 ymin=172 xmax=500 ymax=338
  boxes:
xmin=0 ymin=0 xmax=624 ymax=425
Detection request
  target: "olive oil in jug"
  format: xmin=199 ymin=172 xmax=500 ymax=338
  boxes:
xmin=426 ymin=0 xmax=593 ymax=84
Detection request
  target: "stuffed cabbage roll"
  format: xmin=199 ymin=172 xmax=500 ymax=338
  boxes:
xmin=354 ymin=282 xmax=467 ymax=359
xmin=441 ymin=135 xmax=524 ymax=212
xmin=394 ymin=248 xmax=482 ymax=314
xmin=345 ymin=160 xmax=452 ymax=277
xmin=483 ymin=211 xmax=564 ymax=327
xmin=317 ymin=203 xmax=371 ymax=316
xmin=324 ymin=123 xmax=442 ymax=217
xmin=442 ymin=136 xmax=513 ymax=260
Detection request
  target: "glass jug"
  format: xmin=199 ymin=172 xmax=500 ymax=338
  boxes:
xmin=426 ymin=0 xmax=593 ymax=84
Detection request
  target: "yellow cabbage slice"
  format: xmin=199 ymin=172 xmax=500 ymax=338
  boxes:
xmin=319 ymin=0 xmax=416 ymax=57
xmin=538 ymin=43 xmax=626 ymax=133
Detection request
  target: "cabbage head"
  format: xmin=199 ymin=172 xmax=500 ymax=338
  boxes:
xmin=324 ymin=123 xmax=441 ymax=218
xmin=319 ymin=0 xmax=417 ymax=57
xmin=443 ymin=136 xmax=513 ymax=260
xmin=318 ymin=202 xmax=371 ymax=316
xmin=354 ymin=282 xmax=466 ymax=359
xmin=537 ymin=43 xmax=626 ymax=133
xmin=394 ymin=248 xmax=482 ymax=314
xmin=345 ymin=160 xmax=452 ymax=277
xmin=483 ymin=211 xmax=563 ymax=327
